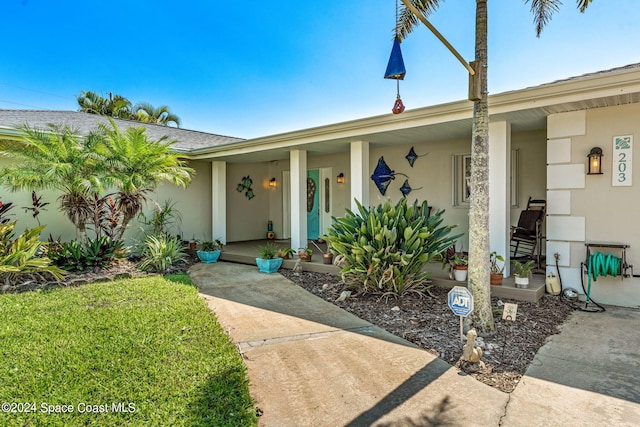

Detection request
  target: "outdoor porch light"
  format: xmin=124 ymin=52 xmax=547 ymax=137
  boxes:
xmin=587 ymin=147 xmax=603 ymax=175
xmin=269 ymin=177 xmax=277 ymax=187
xmin=337 ymin=173 xmax=345 ymax=184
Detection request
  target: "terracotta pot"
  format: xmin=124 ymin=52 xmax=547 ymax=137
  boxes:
xmin=322 ymin=253 xmax=333 ymax=265
xmin=298 ymin=251 xmax=312 ymax=262
xmin=490 ymin=273 xmax=503 ymax=286
xmin=277 ymin=250 xmax=291 ymax=259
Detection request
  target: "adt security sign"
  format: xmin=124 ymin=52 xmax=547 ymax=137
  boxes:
xmin=448 ymin=286 xmax=474 ymax=317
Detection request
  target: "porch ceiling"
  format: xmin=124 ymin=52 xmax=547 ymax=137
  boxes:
xmin=198 ymin=107 xmax=548 ymax=164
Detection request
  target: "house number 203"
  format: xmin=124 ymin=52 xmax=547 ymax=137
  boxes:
xmin=612 ymin=136 xmax=632 ymax=187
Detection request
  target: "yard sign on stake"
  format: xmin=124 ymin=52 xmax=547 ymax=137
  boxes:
xmin=502 ymin=303 xmax=518 ymax=321
xmin=448 ymin=286 xmax=474 ymax=342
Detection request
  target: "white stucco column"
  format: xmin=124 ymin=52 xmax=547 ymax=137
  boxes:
xmin=350 ymin=140 xmax=370 ymax=210
xmin=290 ymin=149 xmax=307 ymax=250
xmin=211 ymin=161 xmax=227 ymax=244
xmin=489 ymin=121 xmax=511 ymax=275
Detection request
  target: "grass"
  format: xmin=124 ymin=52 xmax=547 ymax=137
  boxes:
xmin=0 ymin=275 xmax=257 ymax=427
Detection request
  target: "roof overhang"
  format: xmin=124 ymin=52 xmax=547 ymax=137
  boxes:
xmin=188 ymin=65 xmax=640 ymax=163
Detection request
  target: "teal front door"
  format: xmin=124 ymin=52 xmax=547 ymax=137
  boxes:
xmin=307 ymin=170 xmax=320 ymax=240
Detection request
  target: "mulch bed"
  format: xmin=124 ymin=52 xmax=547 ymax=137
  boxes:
xmin=280 ymin=269 xmax=573 ymax=393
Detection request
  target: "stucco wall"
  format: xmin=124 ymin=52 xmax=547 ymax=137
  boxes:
xmin=139 ymin=160 xmax=212 ymax=243
xmin=546 ymin=104 xmax=640 ymax=308
xmin=510 ymin=130 xmax=547 ymax=218
xmin=0 ymin=156 xmax=76 ymax=240
xmin=369 ymin=138 xmax=471 ymax=248
xmin=0 ymin=158 xmax=212 ymax=247
xmin=226 ymin=161 xmax=271 ymax=241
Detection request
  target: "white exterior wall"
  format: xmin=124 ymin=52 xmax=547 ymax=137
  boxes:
xmin=546 ymin=104 xmax=640 ymax=308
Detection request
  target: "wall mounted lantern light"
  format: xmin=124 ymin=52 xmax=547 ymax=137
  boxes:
xmin=587 ymin=147 xmax=603 ymax=175
xmin=269 ymin=177 xmax=277 ymax=188
xmin=336 ymin=173 xmax=345 ymax=184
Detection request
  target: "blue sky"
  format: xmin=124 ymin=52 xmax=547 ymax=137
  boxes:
xmin=2 ymin=0 xmax=639 ymax=138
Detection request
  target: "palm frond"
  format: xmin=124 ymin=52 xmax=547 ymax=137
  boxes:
xmin=526 ymin=0 xmax=562 ymax=37
xmin=577 ymin=0 xmax=592 ymax=12
xmin=396 ymin=0 xmax=442 ymax=41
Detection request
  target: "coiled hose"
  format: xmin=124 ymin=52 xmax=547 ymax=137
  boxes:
xmin=556 ymin=253 xmax=606 ymax=312
xmin=578 ymin=252 xmax=612 ymax=312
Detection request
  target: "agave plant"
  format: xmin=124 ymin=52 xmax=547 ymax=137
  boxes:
xmin=324 ymin=198 xmax=460 ymax=296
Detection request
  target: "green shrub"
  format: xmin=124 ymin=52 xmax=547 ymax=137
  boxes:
xmin=0 ymin=221 xmax=64 ymax=282
xmin=324 ymin=199 xmax=460 ymax=296
xmin=138 ymin=233 xmax=187 ymax=272
xmin=138 ymin=198 xmax=182 ymax=236
xmin=48 ymin=236 xmax=126 ymax=271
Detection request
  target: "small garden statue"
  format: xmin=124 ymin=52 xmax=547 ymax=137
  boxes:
xmin=460 ymin=328 xmax=485 ymax=372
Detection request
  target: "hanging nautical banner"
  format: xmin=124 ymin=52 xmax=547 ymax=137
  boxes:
xmin=612 ymin=135 xmax=632 ymax=187
xmin=384 ymin=0 xmax=406 ymax=114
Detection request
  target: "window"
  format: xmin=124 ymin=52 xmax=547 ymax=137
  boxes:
xmin=452 ymin=154 xmax=471 ymax=206
xmin=452 ymin=150 xmax=519 ymax=207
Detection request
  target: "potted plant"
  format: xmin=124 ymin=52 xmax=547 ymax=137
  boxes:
xmin=189 ymin=236 xmax=198 ymax=250
xmin=311 ymin=240 xmax=333 ymax=264
xmin=256 ymin=242 xmax=283 ymax=273
xmin=197 ymin=240 xmax=221 ymax=263
xmin=490 ymin=252 xmax=505 ymax=286
xmin=512 ymin=259 xmax=535 ymax=288
xmin=277 ymin=247 xmax=295 ymax=259
xmin=297 ymin=247 xmax=313 ymax=262
xmin=452 ymin=253 xmax=468 ymax=282
xmin=441 ymin=244 xmax=468 ymax=281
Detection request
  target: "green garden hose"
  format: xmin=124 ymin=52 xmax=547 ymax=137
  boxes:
xmin=587 ymin=252 xmax=622 ymax=301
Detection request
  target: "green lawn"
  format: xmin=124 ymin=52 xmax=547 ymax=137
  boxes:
xmin=0 ymin=275 xmax=257 ymax=427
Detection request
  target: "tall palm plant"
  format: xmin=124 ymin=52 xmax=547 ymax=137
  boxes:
xmin=96 ymin=119 xmax=193 ymax=241
xmin=77 ymin=91 xmax=133 ymax=119
xmin=0 ymin=124 xmax=104 ymax=240
xmin=133 ymin=102 xmax=182 ymax=127
xmin=396 ymin=0 xmax=593 ymax=334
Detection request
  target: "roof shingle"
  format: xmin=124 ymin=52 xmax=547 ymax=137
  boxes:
xmin=0 ymin=109 xmax=244 ymax=152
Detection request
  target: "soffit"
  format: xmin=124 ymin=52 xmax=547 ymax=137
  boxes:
xmin=208 ymin=89 xmax=638 ymax=164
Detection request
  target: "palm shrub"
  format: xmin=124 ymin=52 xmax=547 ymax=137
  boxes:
xmin=138 ymin=233 xmax=187 ymax=272
xmin=0 ymin=124 xmax=104 ymax=241
xmin=0 ymin=221 xmax=64 ymax=283
xmin=95 ymin=119 xmax=194 ymax=241
xmin=324 ymin=199 xmax=460 ymax=296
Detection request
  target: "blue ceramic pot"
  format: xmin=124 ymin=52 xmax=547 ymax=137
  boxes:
xmin=255 ymin=257 xmax=283 ymax=273
xmin=197 ymin=249 xmax=221 ymax=264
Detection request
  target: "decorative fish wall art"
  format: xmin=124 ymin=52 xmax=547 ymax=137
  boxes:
xmin=370 ymin=157 xmax=407 ymax=196
xmin=405 ymin=146 xmax=428 ymax=167
xmin=399 ymin=179 xmax=423 ymax=197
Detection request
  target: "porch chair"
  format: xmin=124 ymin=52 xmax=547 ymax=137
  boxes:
xmin=510 ymin=197 xmax=546 ymax=268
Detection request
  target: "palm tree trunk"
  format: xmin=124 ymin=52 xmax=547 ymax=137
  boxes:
xmin=466 ymin=0 xmax=496 ymax=335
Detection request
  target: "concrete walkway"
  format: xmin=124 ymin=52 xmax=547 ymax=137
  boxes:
xmin=189 ymin=262 xmax=640 ymax=427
